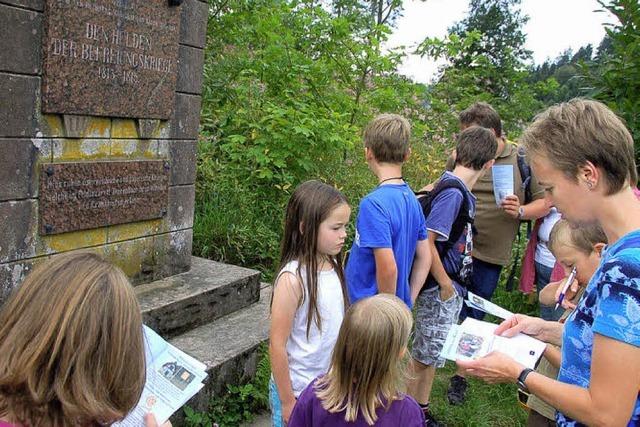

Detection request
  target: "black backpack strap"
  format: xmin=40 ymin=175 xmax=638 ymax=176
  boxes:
xmin=516 ymin=145 xmax=532 ymax=204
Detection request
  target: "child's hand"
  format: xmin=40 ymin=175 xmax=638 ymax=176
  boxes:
xmin=144 ymin=413 xmax=172 ymax=427
xmin=282 ymin=398 xmax=296 ymax=424
xmin=439 ymin=281 xmax=456 ymax=302
xmin=554 ymin=277 xmax=580 ymax=310
xmin=539 ymin=279 xmax=563 ymax=306
xmin=500 ymin=195 xmax=521 ymax=219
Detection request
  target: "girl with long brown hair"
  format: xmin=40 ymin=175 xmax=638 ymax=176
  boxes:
xmin=269 ymin=180 xmax=351 ymax=425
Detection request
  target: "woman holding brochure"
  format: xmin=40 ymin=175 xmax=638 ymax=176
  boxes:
xmin=456 ymin=99 xmax=640 ymax=426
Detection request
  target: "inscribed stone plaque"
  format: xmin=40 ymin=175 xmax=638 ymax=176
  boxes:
xmin=39 ymin=161 xmax=169 ymax=235
xmin=41 ymin=0 xmax=180 ymax=119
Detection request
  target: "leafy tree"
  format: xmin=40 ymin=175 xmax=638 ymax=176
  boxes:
xmin=583 ymin=0 xmax=640 ymax=162
xmin=416 ymin=0 xmax=548 ymax=141
xmin=194 ymin=0 xmax=433 ymax=270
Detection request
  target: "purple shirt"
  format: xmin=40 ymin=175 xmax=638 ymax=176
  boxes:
xmin=289 ymin=378 xmax=425 ymax=427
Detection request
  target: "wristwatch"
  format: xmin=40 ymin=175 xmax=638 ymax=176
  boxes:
xmin=517 ymin=206 xmax=525 ymax=220
xmin=517 ymin=368 xmax=534 ymax=393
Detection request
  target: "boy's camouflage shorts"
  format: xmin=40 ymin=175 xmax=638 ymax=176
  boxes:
xmin=411 ymin=286 xmax=463 ymax=368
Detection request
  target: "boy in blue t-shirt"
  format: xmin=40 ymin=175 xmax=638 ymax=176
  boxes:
xmin=407 ymin=126 xmax=497 ymax=426
xmin=345 ymin=114 xmax=430 ymax=308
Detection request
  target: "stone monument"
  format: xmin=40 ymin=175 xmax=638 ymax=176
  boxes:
xmin=0 ymin=0 xmax=206 ymax=292
xmin=0 ymin=0 xmax=270 ymax=420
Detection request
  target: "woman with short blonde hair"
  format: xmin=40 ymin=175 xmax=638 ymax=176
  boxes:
xmin=457 ymin=99 xmax=640 ymax=426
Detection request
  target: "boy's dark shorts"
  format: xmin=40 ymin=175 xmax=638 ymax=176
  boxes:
xmin=411 ymin=286 xmax=463 ymax=368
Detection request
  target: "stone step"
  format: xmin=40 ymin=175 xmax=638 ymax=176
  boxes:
xmin=169 ymin=283 xmax=272 ymax=422
xmin=136 ymin=256 xmax=261 ymax=338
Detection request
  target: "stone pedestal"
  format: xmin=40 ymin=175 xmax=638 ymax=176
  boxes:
xmin=0 ymin=0 xmax=208 ymax=300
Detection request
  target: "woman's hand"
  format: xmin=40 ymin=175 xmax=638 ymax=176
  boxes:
xmin=495 ymin=314 xmax=547 ymax=339
xmin=496 ymin=314 xmax=564 ymax=346
xmin=144 ymin=413 xmax=172 ymax=427
xmin=456 ymin=351 xmax=524 ymax=384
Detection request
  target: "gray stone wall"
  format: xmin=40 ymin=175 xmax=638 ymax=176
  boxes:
xmin=0 ymin=0 xmax=208 ymax=299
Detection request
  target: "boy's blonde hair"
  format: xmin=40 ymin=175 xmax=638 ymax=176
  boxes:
xmin=315 ymin=294 xmax=412 ymax=425
xmin=0 ymin=252 xmax=145 ymax=426
xmin=548 ymin=219 xmax=607 ymax=255
xmin=521 ymin=98 xmax=636 ymax=195
xmin=363 ymin=113 xmax=411 ymax=163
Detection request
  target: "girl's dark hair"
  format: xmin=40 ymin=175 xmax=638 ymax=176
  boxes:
xmin=275 ymin=180 xmax=350 ymax=338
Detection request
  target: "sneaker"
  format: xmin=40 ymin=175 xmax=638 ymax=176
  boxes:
xmin=447 ymin=375 xmax=468 ymax=405
xmin=424 ymin=410 xmax=444 ymax=427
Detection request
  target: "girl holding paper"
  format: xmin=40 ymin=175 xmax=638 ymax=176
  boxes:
xmin=0 ymin=252 xmax=170 ymax=427
xmin=456 ymin=99 xmax=640 ymax=427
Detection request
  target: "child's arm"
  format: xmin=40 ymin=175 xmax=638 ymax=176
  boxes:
xmin=410 ymin=239 xmax=431 ymax=304
xmin=539 ymin=279 xmax=563 ymax=306
xmin=373 ymin=248 xmax=398 ymax=295
xmin=269 ymin=272 xmax=303 ymax=423
xmin=427 ymin=231 xmax=456 ymax=300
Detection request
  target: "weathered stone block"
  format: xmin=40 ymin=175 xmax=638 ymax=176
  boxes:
xmin=0 ymin=1 xmax=44 ymax=11
xmin=105 ymin=235 xmax=156 ymax=285
xmin=177 ymin=44 xmax=205 ymax=94
xmin=111 ymin=119 xmax=138 ymax=139
xmin=0 ymin=198 xmax=109 ymax=263
xmin=0 ymin=257 xmax=38 ymax=305
xmin=84 ymin=117 xmax=111 ymax=138
xmin=180 ymin=0 xmax=208 ymax=48
xmin=42 ymin=114 xmax=65 ymax=137
xmin=0 ymin=138 xmax=51 ymax=201
xmin=52 ymin=139 xmax=111 ymax=161
xmin=107 ymin=219 xmax=162 ymax=243
xmin=0 ymin=4 xmax=42 ymax=75
xmin=0 ymin=200 xmax=36 ymax=263
xmin=170 ymin=93 xmax=201 ymax=139
xmin=136 ymin=257 xmax=261 ymax=338
xmin=110 ymin=139 xmax=160 ymax=160
xmin=154 ymin=229 xmax=193 ymax=279
xmin=0 ymin=73 xmax=39 ymax=137
xmin=165 ymin=185 xmax=195 ymax=232
xmin=137 ymin=119 xmax=160 ymax=139
xmin=169 ymin=140 xmax=197 ymax=185
xmin=41 ymin=227 xmax=107 ymax=254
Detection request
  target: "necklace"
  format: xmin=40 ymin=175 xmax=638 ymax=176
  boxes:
xmin=378 ymin=176 xmax=404 ymax=186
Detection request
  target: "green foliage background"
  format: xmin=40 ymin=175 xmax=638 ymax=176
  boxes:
xmin=189 ymin=0 xmax=640 ymax=424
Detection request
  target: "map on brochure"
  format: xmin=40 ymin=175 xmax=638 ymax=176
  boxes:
xmin=465 ymin=291 xmax=514 ymax=320
xmin=492 ymin=164 xmax=514 ymax=205
xmin=113 ymin=326 xmax=208 ymax=426
xmin=441 ymin=318 xmax=546 ymax=369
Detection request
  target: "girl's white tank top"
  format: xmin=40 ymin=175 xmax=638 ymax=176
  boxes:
xmin=278 ymin=259 xmax=345 ymax=397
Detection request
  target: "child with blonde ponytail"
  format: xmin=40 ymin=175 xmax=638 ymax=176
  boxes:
xmin=289 ymin=294 xmax=424 ymax=426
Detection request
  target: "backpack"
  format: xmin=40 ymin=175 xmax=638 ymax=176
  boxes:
xmin=415 ymin=178 xmax=474 ymax=288
xmin=505 ymin=144 xmax=533 ymax=291
xmin=516 ymin=145 xmax=532 ymax=204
